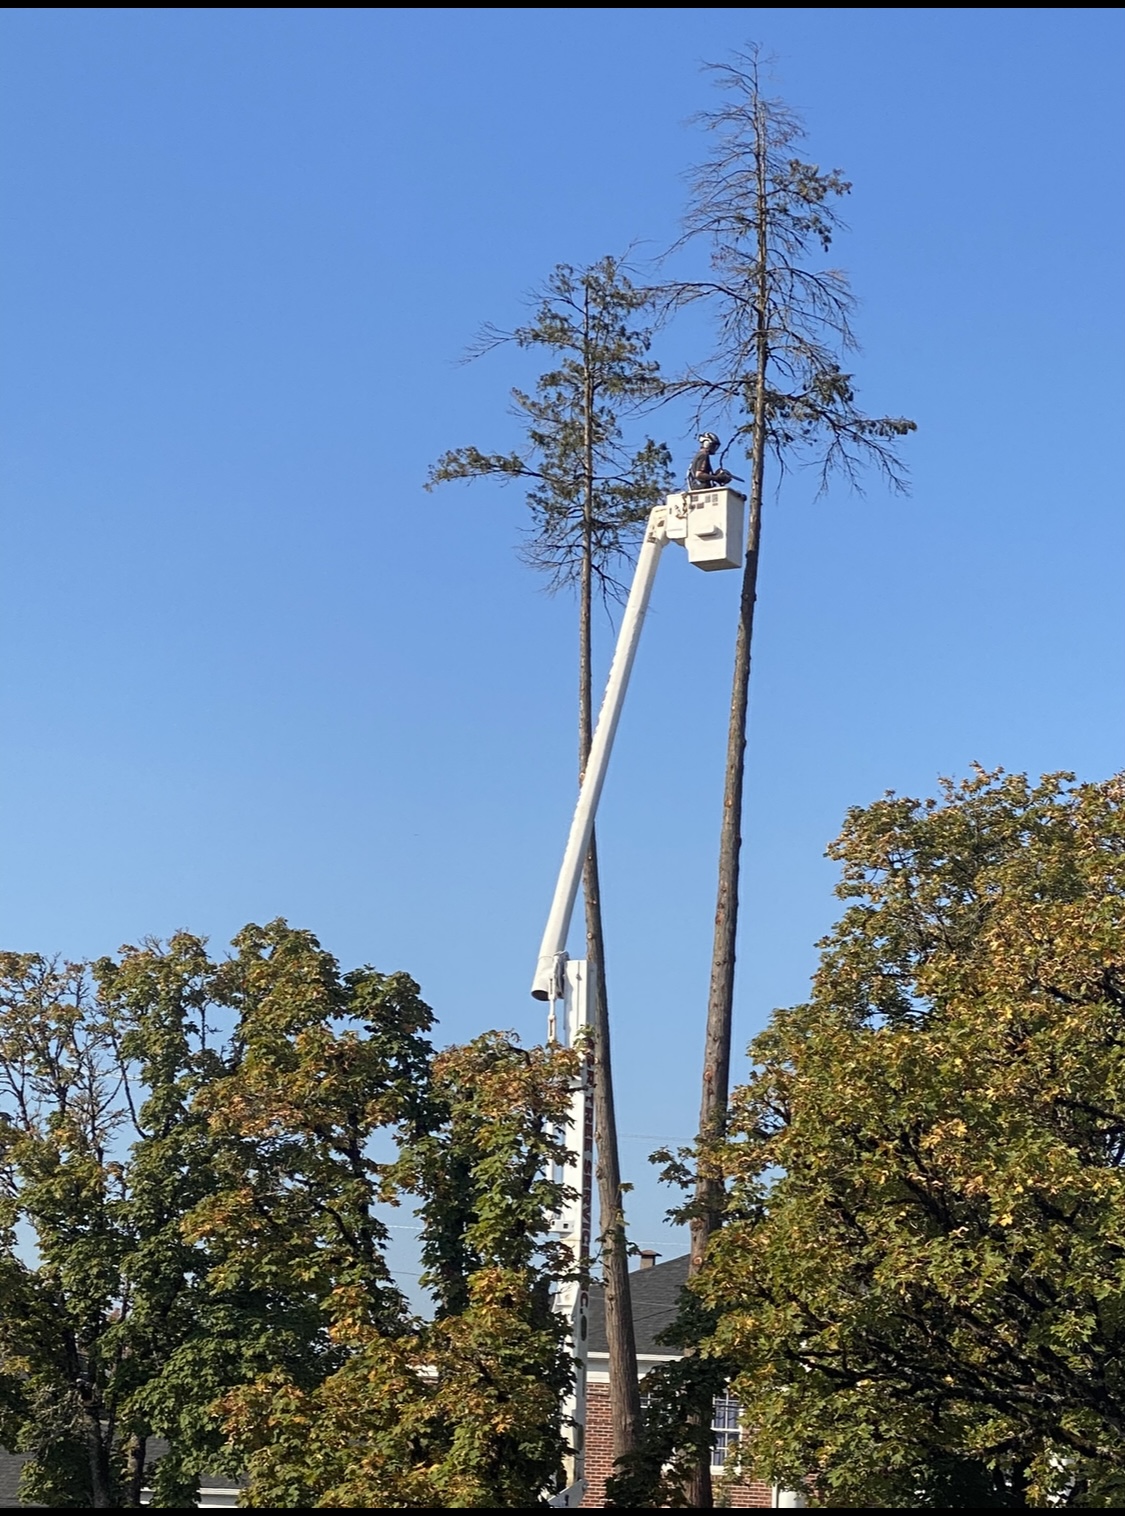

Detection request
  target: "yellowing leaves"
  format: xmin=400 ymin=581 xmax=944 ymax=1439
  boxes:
xmin=695 ymin=770 xmax=1125 ymax=1508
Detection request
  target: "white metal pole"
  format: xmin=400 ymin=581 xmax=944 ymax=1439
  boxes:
xmin=548 ymin=959 xmax=593 ymax=1506
xmin=531 ymin=507 xmax=669 ymax=999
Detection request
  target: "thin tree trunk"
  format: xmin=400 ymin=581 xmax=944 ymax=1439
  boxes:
xmin=682 ymin=471 xmax=764 ymax=1511
xmin=84 ymin=1409 xmax=113 ymax=1509
xmin=584 ymin=834 xmax=641 ymax=1458
xmin=65 ymin=1325 xmax=114 ymax=1510
xmin=579 ymin=286 xmax=641 ymax=1466
xmin=686 ymin=101 xmax=771 ymax=1510
xmin=688 ymin=474 xmax=764 ymax=1270
xmin=126 ymin=1433 xmax=147 ymax=1507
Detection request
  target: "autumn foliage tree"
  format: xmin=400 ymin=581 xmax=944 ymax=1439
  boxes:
xmin=222 ymin=1031 xmax=576 ymax=1508
xmin=0 ymin=921 xmax=577 ymax=1508
xmin=694 ymin=770 xmax=1125 ymax=1507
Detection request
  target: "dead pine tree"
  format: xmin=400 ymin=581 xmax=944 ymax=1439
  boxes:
xmin=427 ymin=256 xmax=672 ymax=1470
xmin=668 ymin=47 xmax=916 ymax=1507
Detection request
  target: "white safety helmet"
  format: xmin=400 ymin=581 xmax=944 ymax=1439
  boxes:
xmin=698 ymin=432 xmax=720 ymax=450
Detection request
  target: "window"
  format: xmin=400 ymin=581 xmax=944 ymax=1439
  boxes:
xmin=710 ymin=1394 xmax=741 ymax=1471
xmin=638 ymin=1389 xmax=741 ymax=1472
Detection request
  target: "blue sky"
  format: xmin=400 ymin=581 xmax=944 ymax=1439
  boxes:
xmin=1 ymin=7 xmax=1122 ymax=1272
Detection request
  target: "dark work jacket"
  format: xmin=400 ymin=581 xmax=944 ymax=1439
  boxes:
xmin=688 ymin=448 xmax=724 ymax=489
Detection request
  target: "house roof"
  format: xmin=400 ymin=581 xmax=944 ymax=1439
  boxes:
xmin=586 ymin=1253 xmax=690 ymax=1357
xmin=0 ymin=1452 xmax=39 ymax=1509
xmin=0 ymin=1444 xmax=238 ymax=1509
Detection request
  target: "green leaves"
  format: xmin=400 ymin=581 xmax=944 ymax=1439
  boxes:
xmin=221 ymin=1031 xmax=578 ymax=1509
xmin=426 ymin=255 xmax=672 ymax=600
xmin=0 ymin=922 xmax=578 ymax=1507
xmin=694 ymin=769 xmax=1125 ymax=1507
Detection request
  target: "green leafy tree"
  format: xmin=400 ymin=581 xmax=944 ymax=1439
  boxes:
xmin=96 ymin=929 xmax=263 ymax=1509
xmin=691 ymin=769 xmax=1125 ymax=1507
xmin=0 ymin=921 xmax=578 ymax=1508
xmin=0 ymin=950 xmax=138 ymax=1508
xmin=428 ymin=256 xmax=672 ymax=1463
xmin=0 ymin=925 xmax=411 ymax=1508
xmin=221 ymin=1031 xmax=578 ymax=1508
xmin=185 ymin=920 xmax=433 ymax=1338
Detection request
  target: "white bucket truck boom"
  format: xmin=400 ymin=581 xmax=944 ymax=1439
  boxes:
xmin=537 ymin=475 xmax=745 ymax=1507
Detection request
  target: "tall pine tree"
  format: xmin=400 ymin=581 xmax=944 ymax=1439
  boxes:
xmin=429 ymin=255 xmax=672 ymax=1465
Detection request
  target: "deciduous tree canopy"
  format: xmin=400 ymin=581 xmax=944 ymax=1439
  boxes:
xmin=0 ymin=921 xmax=576 ymax=1508
xmin=699 ymin=770 xmax=1125 ymax=1507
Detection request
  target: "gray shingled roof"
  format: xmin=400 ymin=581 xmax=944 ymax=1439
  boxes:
xmin=0 ymin=1444 xmax=238 ymax=1509
xmin=586 ymin=1253 xmax=690 ymax=1357
xmin=0 ymin=1452 xmax=40 ymax=1509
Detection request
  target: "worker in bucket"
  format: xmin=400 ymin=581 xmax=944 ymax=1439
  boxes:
xmin=686 ymin=432 xmax=734 ymax=491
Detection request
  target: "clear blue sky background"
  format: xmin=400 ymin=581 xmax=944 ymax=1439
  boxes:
xmin=2 ymin=7 xmax=1122 ymax=1276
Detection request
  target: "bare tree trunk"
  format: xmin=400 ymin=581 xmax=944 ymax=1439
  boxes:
xmin=682 ymin=476 xmax=764 ymax=1511
xmin=580 ymin=288 xmax=641 ymax=1465
xmin=686 ymin=101 xmax=771 ymax=1510
xmin=688 ymin=479 xmax=764 ymax=1273
xmin=584 ymin=833 xmax=641 ymax=1459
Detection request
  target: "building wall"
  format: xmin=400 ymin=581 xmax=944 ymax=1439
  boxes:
xmin=581 ymin=1384 xmax=617 ymax=1508
xmin=581 ymin=1383 xmax=774 ymax=1509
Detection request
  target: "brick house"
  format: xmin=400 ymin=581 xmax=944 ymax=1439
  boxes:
xmin=583 ymin=1252 xmax=781 ymax=1509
